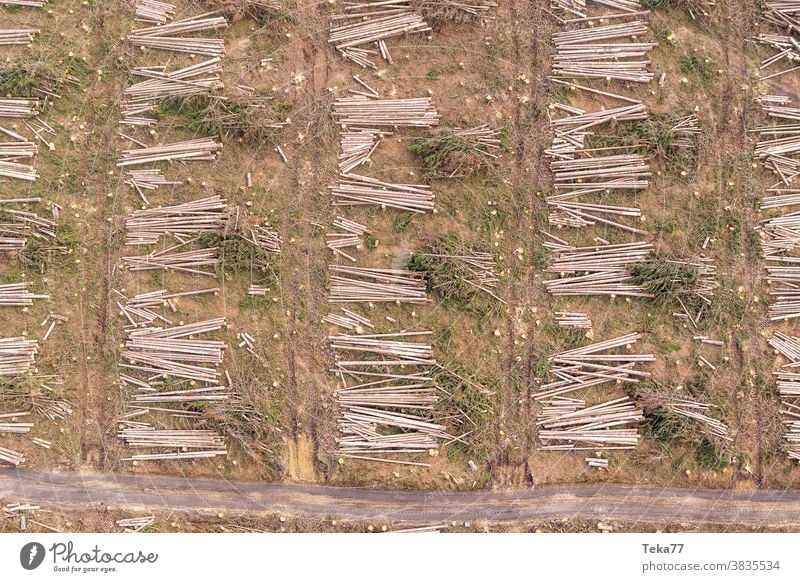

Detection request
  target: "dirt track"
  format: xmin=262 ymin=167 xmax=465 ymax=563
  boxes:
xmin=2 ymin=468 xmax=800 ymax=527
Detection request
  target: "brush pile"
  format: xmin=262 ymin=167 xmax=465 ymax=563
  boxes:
xmin=245 ymin=225 xmax=282 ymax=254
xmin=409 ymin=235 xmax=503 ymax=304
xmin=659 ymin=395 xmax=730 ymax=439
xmin=409 ymin=124 xmax=502 ymax=178
xmin=627 ymin=254 xmax=718 ymax=326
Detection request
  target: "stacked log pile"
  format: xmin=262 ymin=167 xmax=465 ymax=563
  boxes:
xmin=116 ymin=318 xmax=229 ymax=461
xmin=767 ymin=332 xmax=800 ymax=459
xmin=123 ymin=243 xmax=219 ymax=276
xmin=329 ymin=1 xmax=432 ymax=68
xmin=322 ymin=307 xmax=374 ymax=331
xmin=753 ymin=3 xmax=800 ymax=464
xmin=128 ymin=13 xmax=228 ymax=56
xmin=330 ymin=333 xmax=448 ymax=465
xmin=0 ymin=98 xmax=38 ymax=119
xmin=333 ymin=96 xmax=440 ymax=128
xmin=0 ymin=0 xmax=66 ymax=467
xmin=537 ymin=396 xmax=643 ymax=450
xmin=329 ymin=266 xmax=428 ymax=304
xmin=0 ymin=29 xmax=38 ymax=45
xmin=534 ymin=333 xmax=654 ymax=400
xmin=0 ymin=282 xmax=48 ymax=307
xmin=115 ymin=287 xmax=219 ymax=327
xmin=536 ymin=1 xmax=664 ymax=464
xmin=134 ymin=0 xmax=175 ymax=24
xmin=117 ymin=137 xmax=223 ymax=168
xmin=544 ymin=241 xmax=653 ymax=297
xmin=326 ymin=216 xmax=371 ymax=262
xmin=325 ymin=17 xmax=497 ymax=470
xmin=330 ymin=173 xmax=435 ymax=213
xmin=0 ymin=337 xmax=38 ymax=376
xmin=124 ymin=196 xmax=227 ymax=245
xmin=122 ymin=57 xmax=223 ymax=128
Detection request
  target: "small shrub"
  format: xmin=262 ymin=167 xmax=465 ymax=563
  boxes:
xmin=407 ymin=233 xmax=498 ymax=315
xmin=628 ymin=253 xmax=698 ymax=301
xmin=158 ymin=95 xmax=289 ymax=144
xmin=695 ymin=436 xmax=728 ymax=470
xmin=197 ymin=232 xmax=278 ymax=286
xmin=409 ymin=128 xmax=501 ymax=179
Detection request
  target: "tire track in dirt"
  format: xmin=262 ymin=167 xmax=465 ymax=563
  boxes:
xmin=714 ymin=2 xmax=768 ymax=488
xmin=73 ymin=5 xmax=129 ymax=469
xmin=281 ymin=4 xmax=333 ymax=479
xmin=489 ymin=0 xmax=552 ymax=486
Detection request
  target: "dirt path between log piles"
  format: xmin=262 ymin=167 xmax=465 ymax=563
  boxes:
xmin=3 ymin=467 xmax=800 ymax=527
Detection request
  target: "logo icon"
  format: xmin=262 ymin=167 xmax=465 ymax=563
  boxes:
xmin=20 ymin=542 xmax=46 ymax=570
